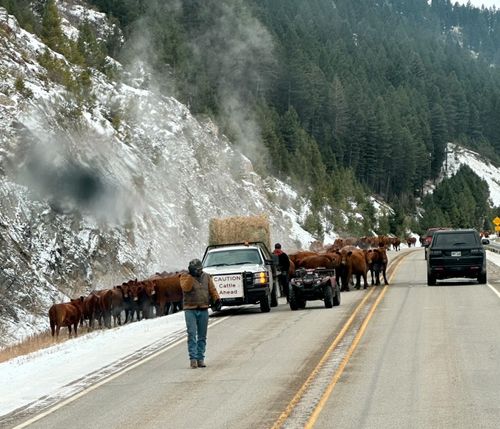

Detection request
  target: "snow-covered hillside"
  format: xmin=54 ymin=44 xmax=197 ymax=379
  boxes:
xmin=444 ymin=143 xmax=500 ymax=205
xmin=422 ymin=142 xmax=500 ymax=209
xmin=1 ymin=0 xmax=385 ymax=347
xmin=0 ymin=4 xmax=327 ymax=347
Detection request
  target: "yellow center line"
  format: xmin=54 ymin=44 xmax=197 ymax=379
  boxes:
xmin=270 ymin=287 xmax=376 ymax=429
xmin=270 ymin=251 xmax=410 ymax=429
xmin=304 ymin=254 xmax=407 ymax=428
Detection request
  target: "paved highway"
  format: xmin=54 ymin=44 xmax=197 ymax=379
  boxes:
xmin=312 ymin=248 xmax=500 ymax=429
xmin=9 ymin=247 xmax=500 ymax=429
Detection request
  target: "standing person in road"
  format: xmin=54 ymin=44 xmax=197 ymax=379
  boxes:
xmin=273 ymin=243 xmax=290 ymax=301
xmin=180 ymin=259 xmax=221 ymax=369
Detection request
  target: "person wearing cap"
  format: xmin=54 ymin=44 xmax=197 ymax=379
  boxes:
xmin=273 ymin=243 xmax=290 ymax=301
xmin=180 ymin=259 xmax=221 ymax=369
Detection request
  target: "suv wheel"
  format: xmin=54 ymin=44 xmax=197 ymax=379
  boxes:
xmin=427 ymin=273 xmax=436 ymax=286
xmin=478 ymin=273 xmax=487 ymax=284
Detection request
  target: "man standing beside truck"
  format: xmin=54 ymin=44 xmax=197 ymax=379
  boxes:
xmin=180 ymin=259 xmax=221 ymax=369
xmin=273 ymin=243 xmax=290 ymax=301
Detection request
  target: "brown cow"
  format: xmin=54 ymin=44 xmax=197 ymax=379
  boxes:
xmin=126 ymin=280 xmax=156 ymax=320
xmin=49 ymin=297 xmax=84 ymax=338
xmin=373 ymin=247 xmax=388 ymax=285
xmin=335 ymin=246 xmax=355 ymax=291
xmin=288 ymin=259 xmax=296 ymax=279
xmin=94 ymin=289 xmax=114 ymax=328
xmin=141 ymin=280 xmax=157 ymax=319
xmin=149 ymin=273 xmax=184 ymax=316
xmin=332 ymin=238 xmax=344 ymax=249
xmin=110 ymin=284 xmax=129 ymax=325
xmin=309 ymin=240 xmax=325 ymax=252
xmin=406 ymin=237 xmax=417 ymax=247
xmin=296 ymin=254 xmax=336 ymax=269
xmin=324 ymin=252 xmax=342 ymax=267
xmin=82 ymin=292 xmax=101 ymax=331
xmin=365 ymin=248 xmax=389 ymax=286
xmin=288 ymin=251 xmax=317 ymax=266
xmin=392 ymin=238 xmax=401 ymax=251
xmin=322 ymin=251 xmax=344 ymax=291
xmin=340 ymin=246 xmax=368 ymax=290
xmin=117 ymin=280 xmax=139 ymax=322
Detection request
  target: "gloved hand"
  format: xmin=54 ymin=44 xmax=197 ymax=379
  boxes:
xmin=212 ymin=299 xmax=222 ymax=312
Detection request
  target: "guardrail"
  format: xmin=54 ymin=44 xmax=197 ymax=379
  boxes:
xmin=485 ymin=240 xmax=500 ymax=254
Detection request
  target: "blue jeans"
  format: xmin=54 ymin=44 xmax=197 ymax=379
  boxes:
xmin=184 ymin=309 xmax=209 ymax=361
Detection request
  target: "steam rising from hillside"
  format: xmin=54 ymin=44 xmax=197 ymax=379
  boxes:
xmin=190 ymin=2 xmax=275 ymax=89
xmin=124 ymin=0 xmax=276 ymax=167
xmin=188 ymin=1 xmax=276 ymax=163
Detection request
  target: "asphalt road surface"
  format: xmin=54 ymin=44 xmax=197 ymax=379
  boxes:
xmin=312 ymin=248 xmax=500 ymax=429
xmin=10 ymin=248 xmax=500 ymax=429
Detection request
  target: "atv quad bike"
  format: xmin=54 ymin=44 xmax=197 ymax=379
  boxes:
xmin=288 ymin=267 xmax=341 ymax=310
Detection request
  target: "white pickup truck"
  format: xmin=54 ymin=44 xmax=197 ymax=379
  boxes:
xmin=201 ymin=241 xmax=279 ymax=312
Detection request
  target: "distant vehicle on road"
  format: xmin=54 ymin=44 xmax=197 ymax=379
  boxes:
xmin=422 ymin=227 xmax=449 ymax=260
xmin=426 ymin=229 xmax=487 ymax=286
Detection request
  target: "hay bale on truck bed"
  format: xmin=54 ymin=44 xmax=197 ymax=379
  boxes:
xmin=208 ymin=215 xmax=271 ymax=249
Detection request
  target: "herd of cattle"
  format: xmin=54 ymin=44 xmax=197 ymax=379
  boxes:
xmin=48 ymin=234 xmax=416 ymax=338
xmin=288 ymin=235 xmax=400 ymax=293
xmin=48 ymin=271 xmax=186 ymax=338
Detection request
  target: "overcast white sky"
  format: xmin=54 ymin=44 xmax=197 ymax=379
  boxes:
xmin=456 ymin=0 xmax=500 ymax=8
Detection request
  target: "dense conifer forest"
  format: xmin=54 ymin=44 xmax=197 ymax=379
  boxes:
xmin=2 ymin=0 xmax=500 ymax=235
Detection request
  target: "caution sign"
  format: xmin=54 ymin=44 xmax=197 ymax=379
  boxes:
xmin=494 ymin=217 xmax=500 ymax=226
xmin=496 ymin=225 xmax=500 ymax=232
xmin=212 ymin=274 xmax=244 ymax=298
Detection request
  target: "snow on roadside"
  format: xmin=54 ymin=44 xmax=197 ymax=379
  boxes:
xmin=0 ymin=312 xmax=187 ymax=416
xmin=487 ymin=248 xmax=500 ymax=267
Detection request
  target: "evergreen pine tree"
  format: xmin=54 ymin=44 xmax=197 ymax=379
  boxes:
xmin=41 ymin=0 xmax=66 ymax=54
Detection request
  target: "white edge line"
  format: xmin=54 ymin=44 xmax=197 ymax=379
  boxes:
xmin=486 ymin=283 xmax=500 ymax=299
xmin=12 ymin=316 xmax=230 ymax=429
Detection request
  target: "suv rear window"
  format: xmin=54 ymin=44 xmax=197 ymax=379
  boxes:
xmin=432 ymin=232 xmax=478 ymax=247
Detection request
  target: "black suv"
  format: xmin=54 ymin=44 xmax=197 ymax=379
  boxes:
xmin=427 ymin=229 xmax=487 ymax=286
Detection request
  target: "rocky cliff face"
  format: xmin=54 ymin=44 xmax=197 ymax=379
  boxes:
xmin=0 ymin=5 xmax=321 ymax=347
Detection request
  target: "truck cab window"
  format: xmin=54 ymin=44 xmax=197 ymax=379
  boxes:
xmin=205 ymin=249 xmax=262 ymax=267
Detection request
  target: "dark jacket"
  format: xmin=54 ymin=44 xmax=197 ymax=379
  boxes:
xmin=273 ymin=249 xmax=290 ymax=273
xmin=180 ymin=272 xmax=220 ymax=310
